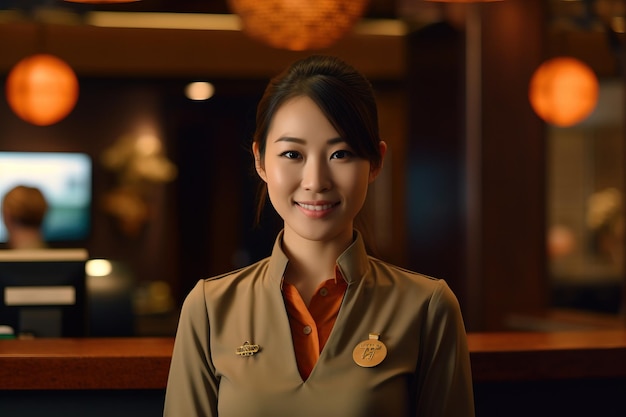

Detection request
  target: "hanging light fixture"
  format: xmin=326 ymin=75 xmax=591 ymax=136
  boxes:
xmin=425 ymin=1 xmax=503 ymax=2
xmin=227 ymin=0 xmax=369 ymax=51
xmin=5 ymin=54 xmax=79 ymax=126
xmin=528 ymin=56 xmax=599 ymax=127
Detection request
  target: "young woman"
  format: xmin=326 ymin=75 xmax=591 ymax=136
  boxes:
xmin=164 ymin=55 xmax=475 ymax=417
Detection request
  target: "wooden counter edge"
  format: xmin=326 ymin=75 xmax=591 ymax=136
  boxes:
xmin=468 ymin=330 xmax=626 ymax=382
xmin=0 ymin=337 xmax=174 ymax=390
xmin=1 ymin=331 xmax=626 ymax=389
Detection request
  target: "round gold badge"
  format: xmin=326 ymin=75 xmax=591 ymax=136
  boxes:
xmin=352 ymin=333 xmax=387 ymax=367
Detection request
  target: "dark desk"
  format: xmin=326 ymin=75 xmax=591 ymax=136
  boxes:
xmin=1 ymin=331 xmax=626 ymax=416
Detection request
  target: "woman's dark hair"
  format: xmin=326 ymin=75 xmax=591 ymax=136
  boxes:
xmin=253 ymin=55 xmax=383 ymax=223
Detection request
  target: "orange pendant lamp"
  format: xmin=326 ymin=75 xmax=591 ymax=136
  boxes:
xmin=228 ymin=0 xmax=369 ymax=51
xmin=5 ymin=54 xmax=79 ymax=126
xmin=529 ymin=57 xmax=599 ymax=127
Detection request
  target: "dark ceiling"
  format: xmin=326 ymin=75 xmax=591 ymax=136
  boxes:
xmin=1 ymin=1 xmax=622 ymax=38
xmin=0 ymin=0 xmax=400 ymax=18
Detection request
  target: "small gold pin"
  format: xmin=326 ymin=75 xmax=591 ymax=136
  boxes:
xmin=352 ymin=333 xmax=387 ymax=367
xmin=236 ymin=341 xmax=260 ymax=357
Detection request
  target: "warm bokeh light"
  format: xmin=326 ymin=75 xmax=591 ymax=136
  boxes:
xmin=185 ymin=81 xmax=215 ymax=101
xmin=5 ymin=54 xmax=79 ymax=126
xmin=529 ymin=57 xmax=599 ymax=127
xmin=227 ymin=0 xmax=369 ymax=51
xmin=135 ymin=134 xmax=162 ymax=156
xmin=612 ymin=16 xmax=626 ymax=33
xmin=547 ymin=225 xmax=576 ymax=259
xmin=86 ymin=259 xmax=113 ymax=277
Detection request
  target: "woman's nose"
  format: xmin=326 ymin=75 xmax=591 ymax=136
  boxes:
xmin=301 ymin=159 xmax=331 ymax=192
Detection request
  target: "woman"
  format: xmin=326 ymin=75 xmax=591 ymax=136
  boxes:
xmin=164 ymin=55 xmax=474 ymax=417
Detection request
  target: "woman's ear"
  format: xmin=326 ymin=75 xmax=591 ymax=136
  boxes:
xmin=252 ymin=142 xmax=267 ymax=183
xmin=369 ymin=141 xmax=388 ymax=183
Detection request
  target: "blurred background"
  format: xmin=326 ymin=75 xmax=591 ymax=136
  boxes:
xmin=0 ymin=0 xmax=624 ymax=335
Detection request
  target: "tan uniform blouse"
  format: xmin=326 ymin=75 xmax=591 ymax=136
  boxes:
xmin=163 ymin=231 xmax=475 ymax=417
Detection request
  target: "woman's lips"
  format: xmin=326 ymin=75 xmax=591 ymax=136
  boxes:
xmin=295 ymin=201 xmax=339 ymax=218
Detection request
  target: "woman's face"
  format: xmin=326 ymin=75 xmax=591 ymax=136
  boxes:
xmin=254 ymin=96 xmax=384 ymax=246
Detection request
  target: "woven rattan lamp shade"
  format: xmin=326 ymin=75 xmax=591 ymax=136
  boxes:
xmin=228 ymin=0 xmax=369 ymax=51
xmin=425 ymin=1 xmax=502 ymax=2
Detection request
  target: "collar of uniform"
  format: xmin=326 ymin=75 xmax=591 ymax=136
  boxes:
xmin=267 ymin=229 xmax=370 ymax=287
xmin=267 ymin=230 xmax=290 ymax=286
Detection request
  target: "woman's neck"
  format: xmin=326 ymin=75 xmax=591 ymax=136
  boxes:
xmin=281 ymin=228 xmax=353 ymax=305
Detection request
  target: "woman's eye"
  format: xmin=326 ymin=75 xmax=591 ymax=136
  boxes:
xmin=280 ymin=151 xmax=301 ymax=159
xmin=331 ymin=150 xmax=353 ymax=160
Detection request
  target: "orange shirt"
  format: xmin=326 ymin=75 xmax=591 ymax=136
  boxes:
xmin=282 ymin=269 xmax=347 ymax=380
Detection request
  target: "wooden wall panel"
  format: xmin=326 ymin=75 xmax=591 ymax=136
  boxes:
xmin=406 ymin=0 xmax=547 ymax=331
xmin=479 ymin=0 xmax=548 ymax=330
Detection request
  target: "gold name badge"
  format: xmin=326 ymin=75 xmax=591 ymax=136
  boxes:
xmin=235 ymin=341 xmax=260 ymax=357
xmin=352 ymin=333 xmax=387 ymax=367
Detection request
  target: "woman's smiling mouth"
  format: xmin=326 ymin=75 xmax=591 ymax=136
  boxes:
xmin=297 ymin=202 xmax=337 ymax=211
xmin=295 ymin=201 xmax=340 ymax=217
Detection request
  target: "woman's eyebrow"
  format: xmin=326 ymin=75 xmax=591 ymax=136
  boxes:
xmin=274 ymin=136 xmax=304 ymax=144
xmin=273 ymin=136 xmax=345 ymax=144
xmin=327 ymin=137 xmax=345 ymax=145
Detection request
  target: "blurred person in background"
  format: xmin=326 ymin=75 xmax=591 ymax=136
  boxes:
xmin=1 ymin=185 xmax=48 ymax=249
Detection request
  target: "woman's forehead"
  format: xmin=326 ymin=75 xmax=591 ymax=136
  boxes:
xmin=267 ymin=96 xmax=339 ymax=142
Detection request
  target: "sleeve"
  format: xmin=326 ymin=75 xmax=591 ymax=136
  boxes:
xmin=163 ymin=280 xmax=219 ymax=417
xmin=413 ymin=280 xmax=475 ymax=417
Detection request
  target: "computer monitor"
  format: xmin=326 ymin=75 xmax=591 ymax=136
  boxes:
xmin=0 ymin=151 xmax=92 ymax=244
xmin=0 ymin=248 xmax=88 ymax=338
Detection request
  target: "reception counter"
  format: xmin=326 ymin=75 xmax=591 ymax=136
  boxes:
xmin=468 ymin=329 xmax=626 ymax=381
xmin=1 ymin=330 xmax=626 ymax=416
xmin=0 ymin=337 xmax=172 ymax=390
